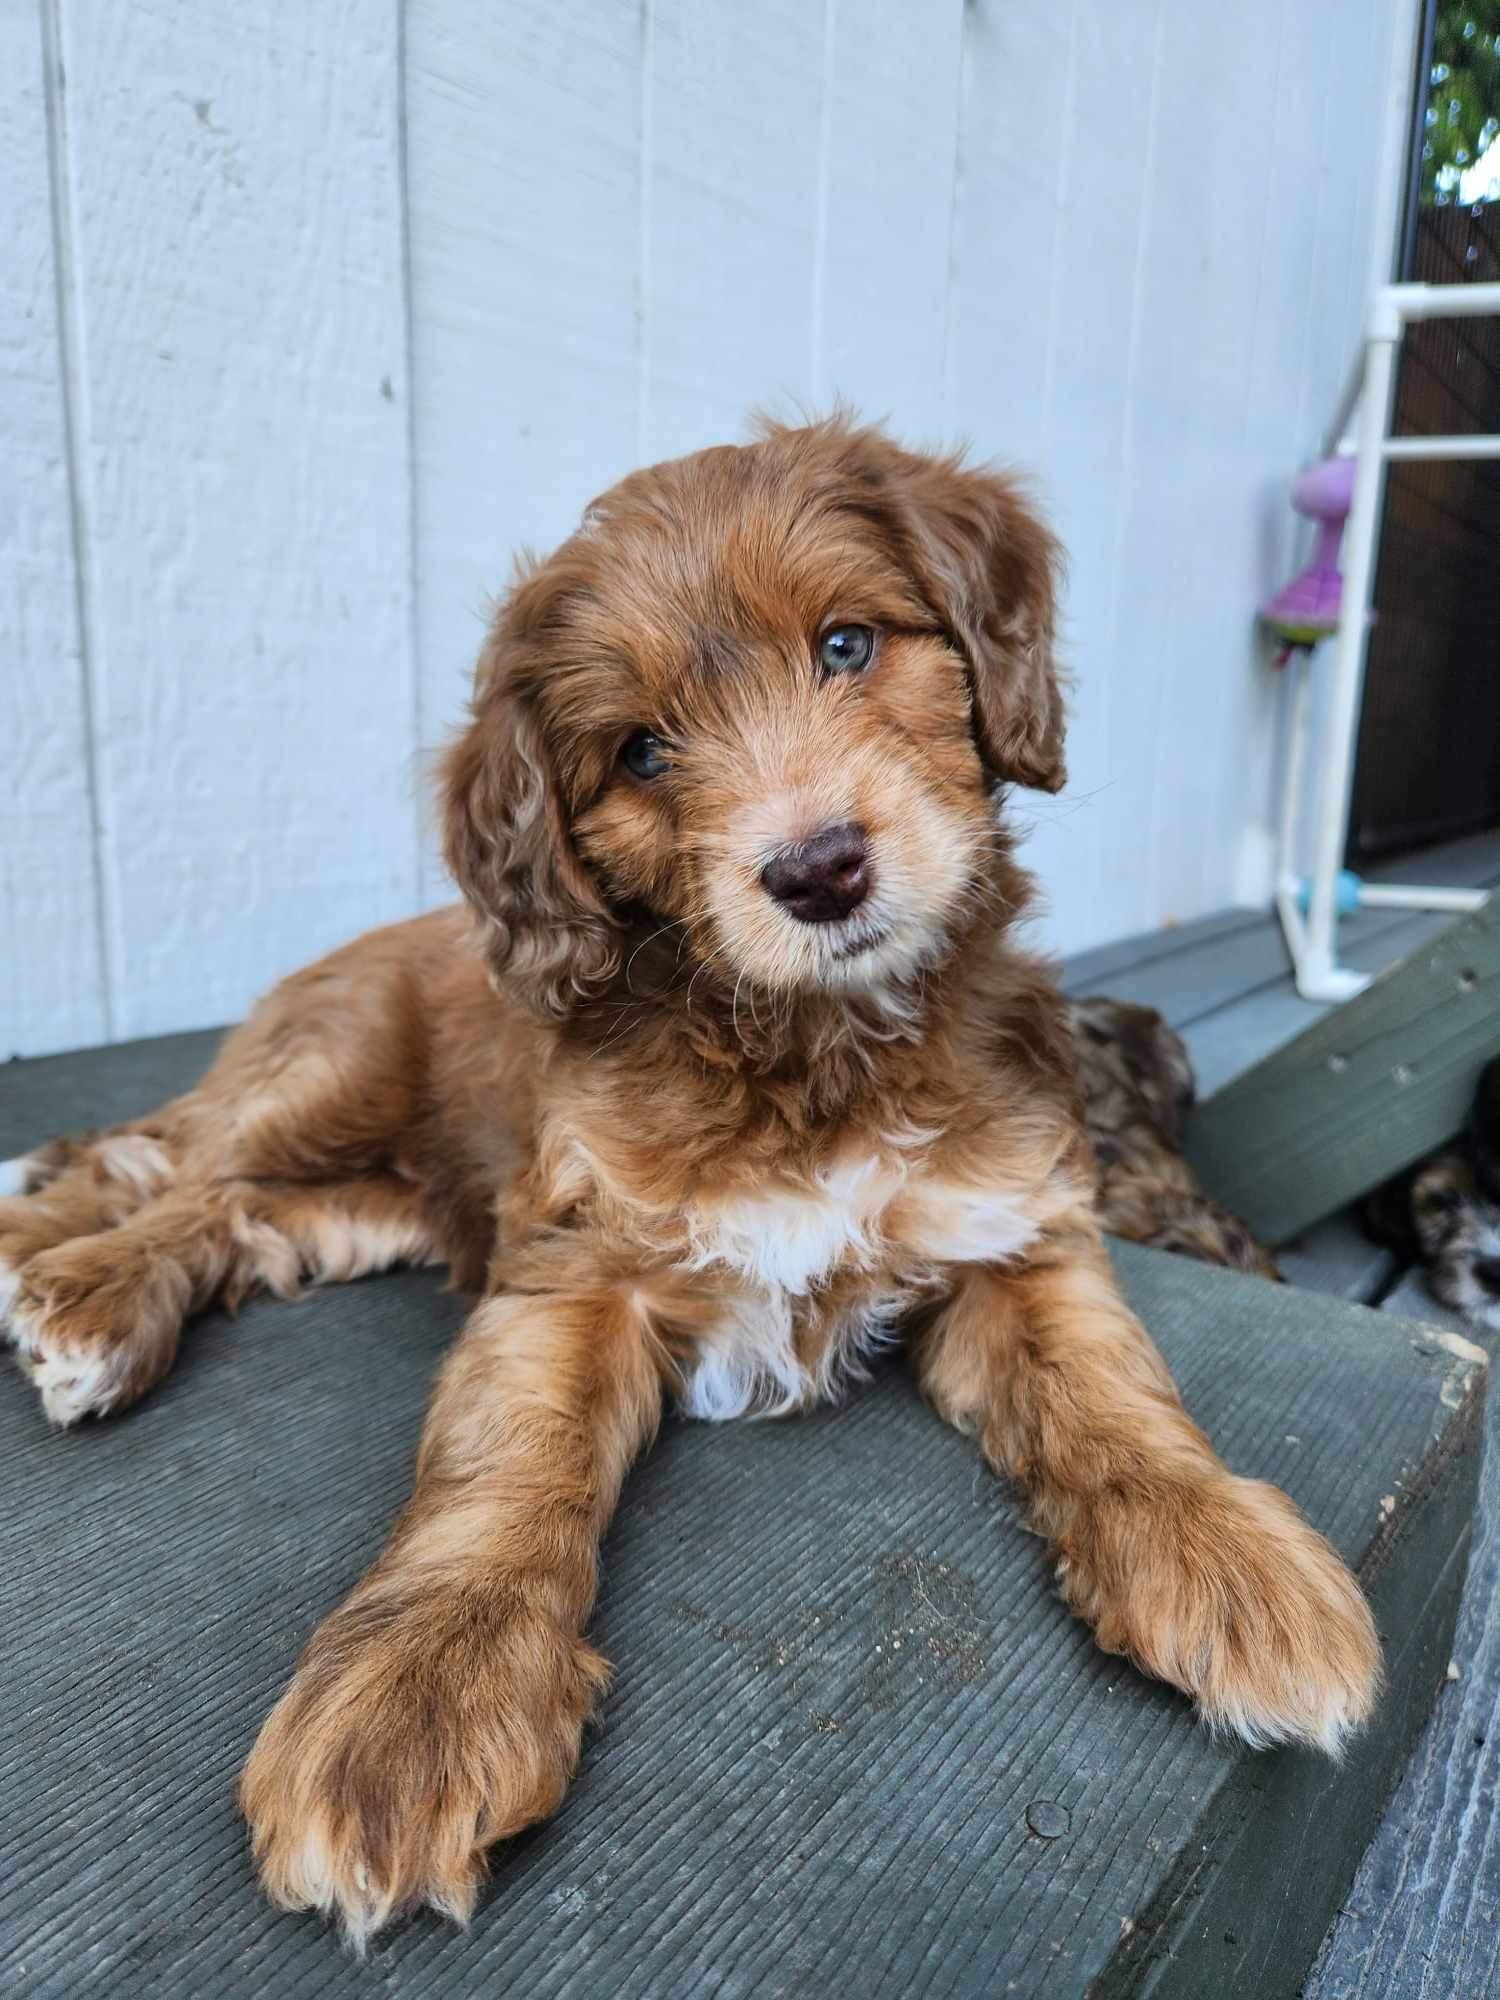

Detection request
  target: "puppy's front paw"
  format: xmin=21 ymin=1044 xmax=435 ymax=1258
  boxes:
xmin=1064 ymin=1475 xmax=1381 ymax=1756
xmin=241 ymin=1591 xmax=610 ymax=1948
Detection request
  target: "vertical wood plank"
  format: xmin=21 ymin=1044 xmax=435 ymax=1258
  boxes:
xmin=56 ymin=0 xmax=416 ymax=1037
xmin=1013 ymin=0 xmax=1162 ymax=949
xmin=1063 ymin=0 xmax=1295 ymax=947
xmin=1132 ymin=1 xmax=1288 ymax=932
xmin=643 ymin=0 xmax=823 ymax=460
xmin=1228 ymin=0 xmax=1340 ymax=911
xmin=0 ymin=3 xmax=105 ymax=1058
xmin=813 ymin=0 xmax=963 ymax=441
xmin=1320 ymin=0 xmax=1385 ymax=417
xmin=403 ymin=0 xmax=642 ymax=901
xmin=945 ymin=0 xmax=1079 ymax=474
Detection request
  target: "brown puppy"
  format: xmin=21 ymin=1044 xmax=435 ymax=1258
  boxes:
xmin=0 ymin=418 xmax=1378 ymax=1946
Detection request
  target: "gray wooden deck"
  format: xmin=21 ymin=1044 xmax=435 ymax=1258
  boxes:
xmin=6 ymin=1030 xmax=1488 ymax=1998
xmin=1059 ymin=831 xmax=1500 ymax=1999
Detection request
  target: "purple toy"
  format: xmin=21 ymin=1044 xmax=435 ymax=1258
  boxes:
xmin=1260 ymin=454 xmax=1355 ymax=661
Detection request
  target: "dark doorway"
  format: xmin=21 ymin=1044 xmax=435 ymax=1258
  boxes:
xmin=1348 ymin=2 xmax=1500 ymax=861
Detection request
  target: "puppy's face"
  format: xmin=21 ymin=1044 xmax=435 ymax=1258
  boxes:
xmin=443 ymin=420 xmax=1065 ymax=1018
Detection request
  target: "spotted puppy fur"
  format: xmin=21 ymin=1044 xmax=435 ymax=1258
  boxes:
xmin=1069 ymin=996 xmax=1282 ymax=1281
xmin=1363 ymin=1054 xmax=1500 ymax=1332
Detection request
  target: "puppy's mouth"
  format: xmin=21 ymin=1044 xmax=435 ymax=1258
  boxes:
xmin=829 ymin=922 xmax=891 ymax=962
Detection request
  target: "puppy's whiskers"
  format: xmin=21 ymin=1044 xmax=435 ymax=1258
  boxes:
xmin=623 ymin=918 xmax=690 ymax=995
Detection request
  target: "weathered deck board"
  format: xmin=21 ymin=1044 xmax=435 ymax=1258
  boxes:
xmin=1277 ymin=1212 xmax=1397 ymax=1306
xmin=1067 ymin=902 xmax=1379 ymax=1037
xmin=1305 ymin=1290 xmax=1500 ymax=2000
xmin=0 ymin=1025 xmax=225 ymax=1145
xmin=1061 ymin=836 xmax=1500 ymax=1101
xmin=1181 ymin=897 xmax=1499 ymax=1100
xmin=1182 ymin=896 xmax=1500 ymax=1247
xmin=0 ymin=1018 xmax=1489 ymax=2000
xmin=1373 ymin=1268 xmax=1483 ymax=1337
xmin=1060 ymin=908 xmax=1266 ymax=1001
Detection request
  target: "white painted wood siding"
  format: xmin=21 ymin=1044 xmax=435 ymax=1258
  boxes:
xmin=3 ymin=0 xmax=1414 ymax=1057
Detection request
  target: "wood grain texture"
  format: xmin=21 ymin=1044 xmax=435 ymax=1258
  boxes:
xmin=1373 ymin=1267 xmax=1485 ymax=1340
xmin=403 ymin=0 xmax=643 ymax=899
xmin=52 ymin=0 xmax=417 ymax=1039
xmin=0 ymin=1017 xmax=1485 ymax=1998
xmin=1176 ymin=819 xmax=1500 ymax=1101
xmin=1059 ymin=908 xmax=1267 ymax=1000
xmin=1306 ymin=1287 xmax=1500 ymax=2000
xmin=1184 ymin=896 xmax=1500 ymax=1245
xmin=0 ymin=2 xmax=105 ymax=1058
xmin=1277 ymin=1211 xmax=1396 ymax=1305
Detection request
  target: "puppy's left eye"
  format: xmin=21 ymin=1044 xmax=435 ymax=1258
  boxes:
xmin=818 ymin=624 xmax=876 ymax=675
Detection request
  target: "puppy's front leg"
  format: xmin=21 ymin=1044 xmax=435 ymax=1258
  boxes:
xmin=241 ymin=1254 xmax=667 ymax=1946
xmin=919 ymin=1213 xmax=1381 ymax=1752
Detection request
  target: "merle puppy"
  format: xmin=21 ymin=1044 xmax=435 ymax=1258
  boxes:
xmin=1364 ymin=1055 xmax=1500 ymax=1331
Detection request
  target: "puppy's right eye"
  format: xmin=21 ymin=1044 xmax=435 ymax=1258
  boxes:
xmin=818 ymin=624 xmax=876 ymax=675
xmin=621 ymin=730 xmax=670 ymax=780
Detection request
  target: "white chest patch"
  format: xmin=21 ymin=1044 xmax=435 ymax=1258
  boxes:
xmin=676 ymin=1157 xmax=1042 ymax=1424
xmin=684 ymin=1155 xmax=898 ymax=1295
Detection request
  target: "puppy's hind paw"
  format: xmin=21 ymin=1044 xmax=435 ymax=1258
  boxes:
xmin=0 ymin=1249 xmax=21 ymax=1331
xmin=11 ymin=1328 xmax=127 ymax=1428
xmin=6 ymin=1236 xmax=186 ymax=1426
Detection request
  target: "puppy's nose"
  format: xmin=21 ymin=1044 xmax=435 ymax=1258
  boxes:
xmin=760 ymin=821 xmax=871 ymax=924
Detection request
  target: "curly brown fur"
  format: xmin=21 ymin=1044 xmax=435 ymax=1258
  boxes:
xmin=1363 ymin=1054 xmax=1500 ymax=1330
xmin=0 ymin=417 xmax=1376 ymax=1947
xmin=1068 ymin=996 xmax=1282 ymax=1280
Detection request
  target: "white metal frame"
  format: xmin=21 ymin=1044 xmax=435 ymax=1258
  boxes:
xmin=1277 ymin=280 xmax=1500 ymax=1002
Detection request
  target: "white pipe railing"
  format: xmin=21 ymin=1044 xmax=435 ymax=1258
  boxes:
xmin=1382 ymin=435 xmax=1500 ymax=460
xmin=1278 ymin=281 xmax=1497 ymax=1003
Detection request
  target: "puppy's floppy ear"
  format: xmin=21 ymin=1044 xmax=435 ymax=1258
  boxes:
xmin=870 ymin=437 xmax=1067 ymax=793
xmin=440 ymin=588 xmax=620 ymax=1019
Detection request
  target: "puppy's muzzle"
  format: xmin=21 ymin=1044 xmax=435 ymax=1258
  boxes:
xmin=760 ymin=821 xmax=872 ymax=924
